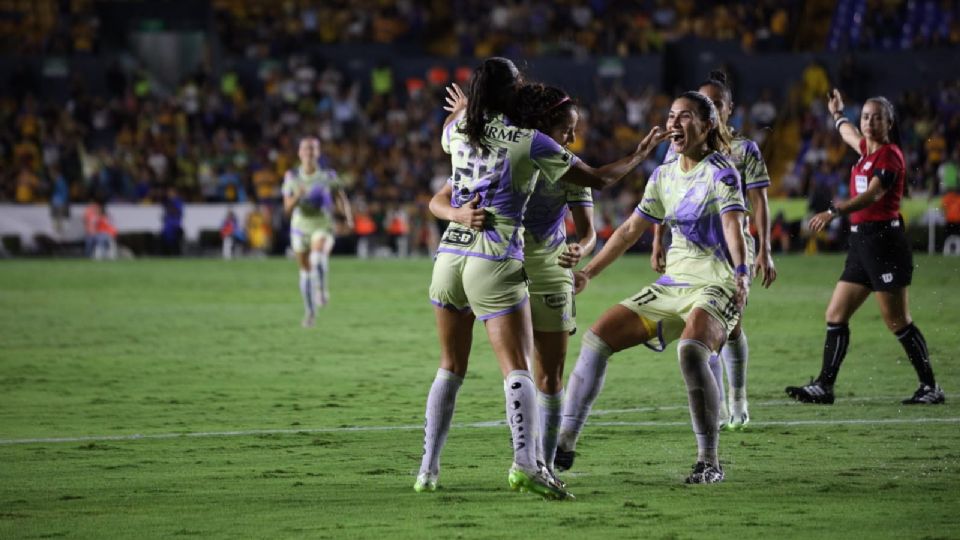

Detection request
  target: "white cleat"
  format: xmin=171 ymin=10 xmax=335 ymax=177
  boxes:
xmin=302 ymin=313 xmax=316 ymax=328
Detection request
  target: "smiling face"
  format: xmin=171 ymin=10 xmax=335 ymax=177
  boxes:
xmin=698 ymin=83 xmax=732 ymax=126
xmin=860 ymin=100 xmax=891 ymax=144
xmin=667 ymin=97 xmax=712 ymax=156
xmin=546 ymin=107 xmax=579 ymax=148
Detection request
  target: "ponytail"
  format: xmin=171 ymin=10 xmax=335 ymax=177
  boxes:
xmin=462 ymin=57 xmax=521 ymax=150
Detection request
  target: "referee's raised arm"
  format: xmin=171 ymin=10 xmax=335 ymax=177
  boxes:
xmin=828 ymin=88 xmax=863 ymax=154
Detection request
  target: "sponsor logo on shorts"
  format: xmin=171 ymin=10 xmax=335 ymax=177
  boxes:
xmin=881 ymin=272 xmax=894 ymax=283
xmin=442 ymin=228 xmax=476 ymax=246
xmin=545 ymin=293 xmax=568 ymax=309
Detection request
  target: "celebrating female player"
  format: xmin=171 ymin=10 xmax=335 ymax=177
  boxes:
xmin=785 ymin=90 xmax=944 ymax=405
xmin=557 ymin=91 xmax=750 ymax=484
xmin=414 ymin=57 xmax=667 ymax=499
xmin=651 ymin=70 xmax=776 ymax=429
xmin=430 ymin=83 xmax=596 ymax=478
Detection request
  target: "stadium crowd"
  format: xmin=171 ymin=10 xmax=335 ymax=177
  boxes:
xmin=2 ymin=1 xmax=959 ymax=256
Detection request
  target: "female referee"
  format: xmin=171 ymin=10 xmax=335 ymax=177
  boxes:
xmin=785 ymin=89 xmax=944 ymax=405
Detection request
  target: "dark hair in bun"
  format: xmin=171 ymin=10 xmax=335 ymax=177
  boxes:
xmin=700 ymin=69 xmax=733 ymax=105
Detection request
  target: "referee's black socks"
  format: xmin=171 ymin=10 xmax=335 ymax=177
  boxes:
xmin=895 ymin=323 xmax=936 ymax=387
xmin=818 ymin=323 xmax=850 ymax=388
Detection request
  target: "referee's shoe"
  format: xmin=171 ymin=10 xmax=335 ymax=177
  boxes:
xmin=902 ymin=384 xmax=945 ymax=405
xmin=785 ymin=379 xmax=835 ymax=404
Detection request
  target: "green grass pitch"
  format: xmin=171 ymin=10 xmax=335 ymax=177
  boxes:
xmin=1 ymin=255 xmax=958 ymax=539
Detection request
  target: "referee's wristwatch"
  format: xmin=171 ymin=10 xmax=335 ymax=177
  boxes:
xmin=827 ymin=202 xmax=840 ymax=217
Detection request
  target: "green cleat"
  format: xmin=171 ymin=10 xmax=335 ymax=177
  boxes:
xmin=726 ymin=401 xmax=749 ymax=431
xmin=507 ymin=465 xmax=574 ymax=501
xmin=413 ymin=472 xmax=438 ymax=493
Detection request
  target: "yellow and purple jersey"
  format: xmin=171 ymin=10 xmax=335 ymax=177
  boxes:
xmin=438 ymin=113 xmax=577 ymax=261
xmin=637 ymin=152 xmax=746 ymax=287
xmin=282 ymin=166 xmax=340 ymax=232
xmin=664 ymin=134 xmax=770 ymax=207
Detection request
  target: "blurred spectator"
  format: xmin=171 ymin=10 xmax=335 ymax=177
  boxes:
xmin=160 ymin=187 xmax=184 ymax=255
xmin=49 ymin=165 xmax=70 ymax=238
xmin=386 ymin=202 xmax=410 ymax=257
xmin=85 ymin=200 xmax=117 ymax=260
xmin=220 ymin=209 xmax=245 ymax=259
xmin=245 ymin=204 xmax=273 ymax=255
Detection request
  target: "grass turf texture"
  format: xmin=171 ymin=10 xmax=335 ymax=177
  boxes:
xmin=1 ymin=255 xmax=958 ymax=539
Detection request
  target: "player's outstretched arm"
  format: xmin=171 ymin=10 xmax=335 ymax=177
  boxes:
xmin=560 ymin=126 xmax=670 ymax=190
xmin=575 ymin=212 xmax=650 ymax=293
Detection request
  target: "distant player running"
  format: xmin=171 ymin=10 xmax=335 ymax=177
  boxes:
xmin=556 ymin=91 xmax=750 ymax=484
xmin=282 ymin=137 xmax=353 ymax=327
xmin=430 ymin=83 xmax=596 ymax=477
xmin=785 ymin=90 xmax=945 ymax=405
xmin=651 ymin=71 xmax=777 ymax=429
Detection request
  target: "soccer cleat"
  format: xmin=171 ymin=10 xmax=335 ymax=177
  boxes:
xmin=785 ymin=379 xmax=835 ymax=404
xmin=554 ymin=447 xmax=576 ymax=472
xmin=507 ymin=464 xmax=574 ymax=500
xmin=727 ymin=400 xmax=750 ymax=430
xmin=301 ymin=313 xmax=315 ymax=328
xmin=901 ymin=384 xmax=945 ymax=405
xmin=685 ymin=461 xmax=725 ymax=484
xmin=718 ymin=401 xmax=730 ymax=430
xmin=413 ymin=472 xmax=438 ymax=493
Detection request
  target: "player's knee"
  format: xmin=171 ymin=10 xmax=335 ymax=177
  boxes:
xmin=536 ymin=371 xmax=562 ymax=394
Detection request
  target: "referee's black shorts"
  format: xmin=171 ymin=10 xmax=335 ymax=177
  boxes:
xmin=839 ymin=217 xmax=913 ymax=291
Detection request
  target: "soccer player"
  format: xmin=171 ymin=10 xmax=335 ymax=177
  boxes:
xmin=415 ymin=57 xmax=667 ymax=499
xmin=785 ymin=90 xmax=945 ymax=405
xmin=650 ymin=71 xmax=777 ymax=429
xmin=430 ymin=83 xmax=596 ymax=477
xmin=556 ymin=91 xmax=751 ymax=484
xmin=282 ymin=137 xmax=353 ymax=328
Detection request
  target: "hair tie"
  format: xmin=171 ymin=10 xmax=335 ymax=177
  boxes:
xmin=542 ymin=96 xmax=571 ymax=113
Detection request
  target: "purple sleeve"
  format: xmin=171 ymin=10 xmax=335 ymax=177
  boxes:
xmin=530 ymin=131 xmax=565 ymax=160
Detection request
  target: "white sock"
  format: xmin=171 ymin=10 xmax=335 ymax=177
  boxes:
xmin=505 ymin=370 xmax=539 ymax=472
xmin=308 ymin=251 xmax=325 ymax=303
xmin=678 ymin=339 xmax=720 ymax=466
xmin=558 ymin=330 xmax=612 ymax=451
xmin=418 ymin=368 xmax=463 ymax=476
xmin=298 ymin=270 xmax=313 ymax=315
xmin=539 ymin=389 xmax=563 ymax=471
xmin=319 ymin=252 xmax=330 ymax=299
xmin=722 ymin=330 xmax=749 ymax=405
xmin=708 ymin=353 xmax=727 ymax=415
